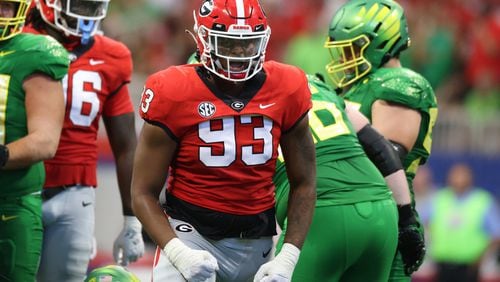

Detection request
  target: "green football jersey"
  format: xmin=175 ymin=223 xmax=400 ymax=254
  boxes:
xmin=342 ymin=67 xmax=438 ymax=184
xmin=0 ymin=33 xmax=69 ymax=196
xmin=274 ymin=75 xmax=391 ymax=217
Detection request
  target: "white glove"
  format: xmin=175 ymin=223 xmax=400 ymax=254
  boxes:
xmin=254 ymin=243 xmax=300 ymax=282
xmin=163 ymin=238 xmax=218 ymax=282
xmin=113 ymin=216 xmax=145 ymax=266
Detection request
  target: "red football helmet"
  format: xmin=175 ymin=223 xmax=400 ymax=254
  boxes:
xmin=35 ymin=0 xmax=108 ymax=38
xmin=194 ymin=0 xmax=271 ymax=82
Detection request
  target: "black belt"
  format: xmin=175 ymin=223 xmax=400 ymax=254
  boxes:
xmin=42 ymin=184 xmax=78 ymax=201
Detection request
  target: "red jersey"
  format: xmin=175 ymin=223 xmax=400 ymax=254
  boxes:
xmin=140 ymin=61 xmax=311 ymax=215
xmin=25 ymin=28 xmax=134 ymax=188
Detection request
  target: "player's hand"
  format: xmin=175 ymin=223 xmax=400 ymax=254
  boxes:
xmin=113 ymin=216 xmax=145 ymax=266
xmin=397 ymin=204 xmax=426 ymax=275
xmin=163 ymin=238 xmax=218 ymax=282
xmin=254 ymin=243 xmax=300 ymax=282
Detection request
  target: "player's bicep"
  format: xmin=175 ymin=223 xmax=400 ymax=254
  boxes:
xmin=345 ymin=103 xmax=369 ymax=133
xmin=24 ymin=74 xmax=65 ymax=151
xmin=132 ymin=122 xmax=177 ymax=198
xmin=280 ymin=114 xmax=316 ymax=188
xmin=371 ymin=100 xmax=421 ymax=151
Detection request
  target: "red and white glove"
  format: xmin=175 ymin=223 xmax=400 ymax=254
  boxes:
xmin=254 ymin=243 xmax=300 ymax=282
xmin=113 ymin=216 xmax=145 ymax=266
xmin=163 ymin=238 xmax=219 ymax=282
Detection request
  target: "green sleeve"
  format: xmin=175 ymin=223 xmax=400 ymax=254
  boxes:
xmin=27 ymin=35 xmax=70 ymax=80
xmin=373 ymin=68 xmax=437 ymax=114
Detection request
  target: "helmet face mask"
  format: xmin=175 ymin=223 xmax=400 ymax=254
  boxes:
xmin=0 ymin=0 xmax=31 ymax=41
xmin=325 ymin=0 xmax=410 ymax=88
xmin=194 ymin=0 xmax=271 ymax=82
xmin=37 ymin=0 xmax=109 ymax=38
xmin=324 ymin=34 xmax=371 ymax=87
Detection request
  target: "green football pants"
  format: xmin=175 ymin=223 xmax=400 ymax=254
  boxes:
xmin=0 ymin=193 xmax=43 ymax=282
xmin=277 ymin=199 xmax=398 ymax=282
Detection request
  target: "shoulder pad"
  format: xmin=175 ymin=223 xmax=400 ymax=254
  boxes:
xmin=370 ymin=68 xmax=437 ymax=111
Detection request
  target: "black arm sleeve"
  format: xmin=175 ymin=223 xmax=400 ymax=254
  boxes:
xmin=388 ymin=140 xmax=409 ymax=164
xmin=0 ymin=144 xmax=9 ymax=168
xmin=357 ymin=124 xmax=403 ymax=177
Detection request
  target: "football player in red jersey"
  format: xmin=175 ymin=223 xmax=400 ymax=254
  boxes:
xmin=131 ymin=0 xmax=316 ymax=281
xmin=23 ymin=1 xmax=145 ymax=281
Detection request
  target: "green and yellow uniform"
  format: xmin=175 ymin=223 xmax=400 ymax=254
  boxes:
xmin=0 ymin=33 xmax=69 ymax=281
xmin=343 ymin=67 xmax=438 ymax=280
xmin=343 ymin=68 xmax=438 ymax=183
xmin=274 ymin=75 xmax=398 ymax=282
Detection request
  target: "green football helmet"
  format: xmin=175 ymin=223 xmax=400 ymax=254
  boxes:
xmin=84 ymin=265 xmax=140 ymax=282
xmin=324 ymin=0 xmax=410 ymax=88
xmin=0 ymin=0 xmax=31 ymax=41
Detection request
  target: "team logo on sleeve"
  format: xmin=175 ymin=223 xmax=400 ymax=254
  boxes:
xmin=198 ymin=101 xmax=216 ymax=118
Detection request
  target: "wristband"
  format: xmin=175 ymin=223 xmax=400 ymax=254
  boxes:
xmin=397 ymin=204 xmax=416 ymax=227
xmin=278 ymin=243 xmax=301 ymax=266
xmin=124 ymin=216 xmax=142 ymax=229
xmin=163 ymin=238 xmax=186 ymax=258
xmin=0 ymin=144 xmax=9 ymax=168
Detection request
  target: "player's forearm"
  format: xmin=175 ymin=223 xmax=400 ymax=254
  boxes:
xmin=357 ymin=124 xmax=412 ymax=205
xmin=385 ymin=170 xmax=411 ymax=205
xmin=132 ymin=191 xmax=176 ymax=248
xmin=280 ymin=115 xmax=316 ymax=248
xmin=2 ymin=132 xmax=59 ymax=169
xmin=115 ymin=152 xmax=135 ymax=215
xmin=283 ymin=182 xmax=316 ymax=249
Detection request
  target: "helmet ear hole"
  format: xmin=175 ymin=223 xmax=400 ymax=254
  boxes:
xmin=353 ymin=37 xmax=368 ymax=48
xmin=377 ymin=40 xmax=389 ymax=51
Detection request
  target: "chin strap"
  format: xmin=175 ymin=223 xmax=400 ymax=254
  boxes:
xmin=79 ymin=19 xmax=96 ymax=45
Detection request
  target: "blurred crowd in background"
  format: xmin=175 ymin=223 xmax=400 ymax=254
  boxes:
xmin=99 ymin=0 xmax=500 ymax=189
xmin=102 ymin=0 xmax=500 ymax=121
xmin=92 ymin=0 xmax=500 ymax=280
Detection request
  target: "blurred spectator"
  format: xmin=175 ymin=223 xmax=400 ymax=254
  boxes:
xmin=412 ymin=166 xmax=437 ymax=282
xmin=281 ymin=0 xmax=338 ymax=80
xmin=463 ymin=70 xmax=500 ymax=125
xmin=422 ymin=163 xmax=500 ymax=282
xmin=413 ymin=165 xmax=437 ymax=217
xmin=401 ymin=1 xmax=458 ymax=90
xmin=462 ymin=3 xmax=500 ymax=124
xmin=282 ymin=30 xmax=330 ymax=80
xmin=262 ymin=0 xmax=322 ymax=61
xmin=464 ymin=3 xmax=500 ymax=92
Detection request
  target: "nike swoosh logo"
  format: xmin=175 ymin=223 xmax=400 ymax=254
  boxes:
xmin=0 ymin=50 xmax=15 ymax=57
xmin=1 ymin=215 xmax=18 ymax=221
xmin=82 ymin=201 xmax=92 ymax=207
xmin=262 ymin=247 xmax=272 ymax=258
xmin=89 ymin=59 xmax=105 ymax=66
xmin=259 ymin=103 xmax=276 ymax=109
